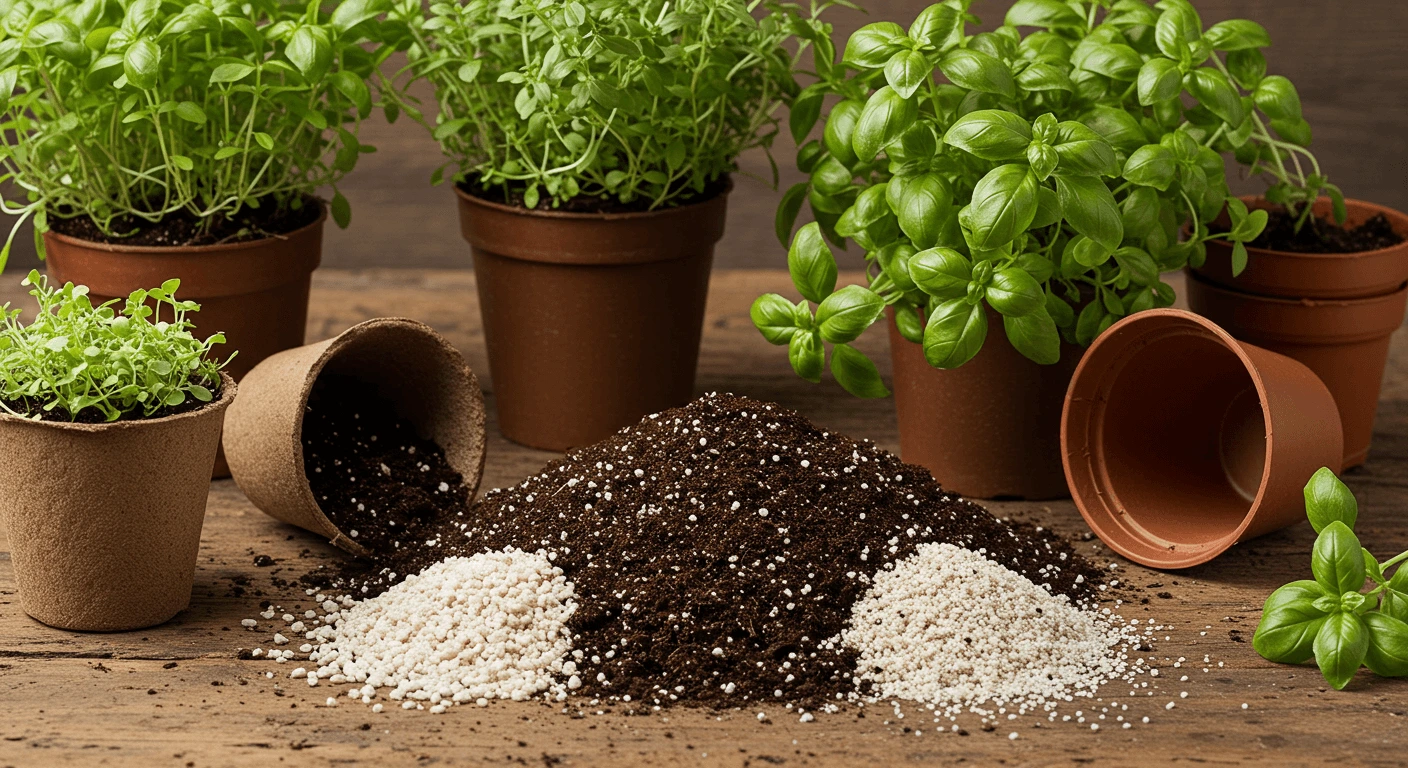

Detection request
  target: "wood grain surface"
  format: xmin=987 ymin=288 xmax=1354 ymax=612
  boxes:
xmin=2 ymin=1 xmax=1405 ymax=273
xmin=3 ymin=269 xmax=1408 ymax=767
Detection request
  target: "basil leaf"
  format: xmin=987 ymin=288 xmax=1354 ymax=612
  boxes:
xmin=967 ymin=165 xmax=1039 ymax=250
xmin=1363 ymin=613 xmax=1408 ymax=677
xmin=1004 ymin=0 xmax=1084 ymax=29
xmin=775 ymin=182 xmax=808 ymax=246
xmin=1204 ymin=19 xmax=1270 ymax=51
xmin=1137 ymin=57 xmax=1182 ymax=106
xmin=1304 ymin=466 xmax=1358 ymax=533
xmin=1113 ymin=246 xmax=1159 ymax=287
xmin=939 ymin=48 xmax=1016 ymax=99
xmin=1154 ymin=5 xmax=1200 ymax=60
xmin=1184 ymin=68 xmax=1247 ymax=128
xmin=923 ymin=298 xmax=988 ymax=369
xmin=852 ymin=86 xmax=917 ymax=163
xmin=1055 ymin=174 xmax=1123 ymax=252
xmin=885 ymin=49 xmax=932 ymax=99
xmin=1031 ymin=185 xmax=1062 ymax=229
xmin=1312 ymin=521 xmax=1366 ymax=596
xmin=1045 ymin=291 xmax=1074 ymax=328
xmin=751 ymin=293 xmax=801 ymax=345
xmin=1015 ymin=62 xmax=1073 ymax=92
xmin=1252 ymin=598 xmax=1329 ymax=664
xmin=835 ymin=184 xmax=892 ymax=238
xmin=1382 ymin=566 xmax=1408 ymax=622
xmin=1003 ymin=307 xmax=1060 ymax=365
xmin=789 ymin=87 xmax=824 ymax=144
xmin=788 ymin=329 xmax=824 ymax=383
xmin=1074 ymin=297 xmax=1107 ymax=345
xmin=816 ymin=285 xmax=886 ymax=344
xmin=1123 ymin=144 xmax=1177 ymax=190
xmin=1077 ymin=43 xmax=1142 ymax=81
xmin=1254 ymin=75 xmax=1303 ymax=121
xmin=891 ymin=173 xmax=952 ymax=249
xmin=908 ymin=247 xmax=972 ymax=299
xmin=1121 ymin=187 xmax=1160 ymax=239
xmin=1270 ymin=116 xmax=1312 ymax=147
xmin=1262 ymin=580 xmax=1327 ymax=614
xmin=830 ymin=343 xmax=890 ymax=398
xmin=843 ymin=22 xmax=905 ymax=68
xmin=1080 ymin=105 xmax=1146 ymax=152
xmin=1226 ymin=48 xmax=1267 ymax=90
xmin=1314 ymin=612 xmax=1368 ymax=690
xmin=824 ymin=99 xmax=864 ymax=166
xmin=787 ymin=222 xmax=838 ymax=304
xmin=909 ymin=4 xmax=962 ymax=48
xmin=943 ymin=109 xmax=1033 ymax=160
xmin=1015 ymin=251 xmax=1055 ymax=283
xmin=1052 ymin=121 xmax=1118 ymax=177
xmin=986 ymin=268 xmax=1044 ymax=317
xmin=893 ymin=302 xmax=925 ymax=344
xmin=875 ymin=242 xmax=919 ymax=293
xmin=122 ymin=36 xmax=160 ymax=89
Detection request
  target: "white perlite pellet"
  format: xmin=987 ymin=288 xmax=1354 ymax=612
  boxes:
xmin=842 ymin=543 xmax=1141 ymax=712
xmin=307 ymin=548 xmax=576 ymax=707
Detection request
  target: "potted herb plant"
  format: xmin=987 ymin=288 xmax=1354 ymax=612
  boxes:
xmin=0 ymin=0 xmax=393 ymax=395
xmin=386 ymin=0 xmax=807 ymax=450
xmin=0 ymin=272 xmax=234 ymax=631
xmin=752 ymin=0 xmax=1323 ymax=499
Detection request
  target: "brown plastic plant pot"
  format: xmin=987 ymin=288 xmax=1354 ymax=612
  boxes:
xmin=1194 ymin=197 xmax=1408 ymax=299
xmin=888 ymin=305 xmax=1083 ymax=500
xmin=456 ymin=181 xmax=729 ymax=451
xmin=1062 ymin=309 xmax=1343 ymax=570
xmin=1186 ymin=270 xmax=1407 ymax=469
xmin=221 ymin=318 xmax=487 ymax=556
xmin=0 ymin=373 xmax=235 ymax=631
xmin=43 ymin=206 xmax=325 ymax=477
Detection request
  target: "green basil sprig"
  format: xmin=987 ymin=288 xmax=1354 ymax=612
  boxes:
xmin=1253 ymin=468 xmax=1408 ymax=690
xmin=753 ymin=0 xmax=1332 ymax=394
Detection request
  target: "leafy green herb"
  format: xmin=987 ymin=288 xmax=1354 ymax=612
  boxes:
xmin=0 ymin=270 xmax=227 ymax=422
xmin=0 ymin=0 xmax=398 ymax=270
xmin=387 ymin=0 xmax=817 ymax=209
xmin=754 ymin=0 xmax=1332 ymax=391
xmin=1254 ymin=467 xmax=1408 ymax=690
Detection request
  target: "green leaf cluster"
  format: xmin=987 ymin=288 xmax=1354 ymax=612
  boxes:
xmin=1253 ymin=468 xmax=1408 ymax=690
xmin=390 ymin=0 xmax=811 ymax=209
xmin=0 ymin=0 xmax=400 ymax=270
xmin=755 ymin=0 xmax=1333 ymax=392
xmin=0 ymin=270 xmax=227 ymax=421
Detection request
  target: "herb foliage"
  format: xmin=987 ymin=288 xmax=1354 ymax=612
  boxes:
xmin=753 ymin=0 xmax=1331 ymax=397
xmin=0 ymin=270 xmax=227 ymax=421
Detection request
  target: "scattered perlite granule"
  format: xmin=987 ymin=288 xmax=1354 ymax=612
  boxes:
xmin=842 ymin=543 xmax=1146 ymax=715
xmin=301 ymin=548 xmax=576 ymax=708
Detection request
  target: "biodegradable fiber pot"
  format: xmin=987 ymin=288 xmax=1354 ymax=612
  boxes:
xmin=1186 ymin=271 xmax=1407 ymax=469
xmin=0 ymin=373 xmax=235 ymax=631
xmin=222 ymin=318 xmax=487 ymax=555
xmin=1062 ymin=309 xmax=1343 ymax=569
xmin=1194 ymin=197 xmax=1408 ymax=299
xmin=456 ymin=182 xmax=728 ymax=451
xmin=888 ymin=305 xmax=1082 ymax=500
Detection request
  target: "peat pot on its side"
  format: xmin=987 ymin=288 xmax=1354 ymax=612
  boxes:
xmin=888 ymin=305 xmax=1082 ymax=501
xmin=222 ymin=318 xmax=487 ymax=556
xmin=1062 ymin=310 xmax=1342 ymax=570
xmin=456 ymin=182 xmax=729 ymax=452
xmin=0 ymin=373 xmax=235 ymax=631
xmin=1186 ymin=271 xmax=1407 ymax=469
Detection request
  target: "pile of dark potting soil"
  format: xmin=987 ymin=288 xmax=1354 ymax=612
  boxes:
xmin=1250 ymin=209 xmax=1403 ymax=253
xmin=331 ymin=392 xmax=1107 ymax=709
xmin=303 ymin=374 xmax=470 ymax=556
xmin=48 ymin=194 xmax=322 ymax=247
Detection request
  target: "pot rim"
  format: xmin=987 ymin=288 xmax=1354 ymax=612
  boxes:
xmin=1063 ymin=309 xmax=1275 ymax=569
xmin=42 ymin=201 xmax=328 ymax=256
xmin=1186 ymin=268 xmax=1408 ymax=307
xmin=0 ymin=370 xmax=236 ymax=432
xmin=453 ymin=175 xmax=733 ymax=222
xmin=1201 ymin=195 xmax=1408 ymax=261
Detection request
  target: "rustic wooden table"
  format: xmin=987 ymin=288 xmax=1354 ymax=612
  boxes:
xmin=3 ymin=269 xmax=1407 ymax=767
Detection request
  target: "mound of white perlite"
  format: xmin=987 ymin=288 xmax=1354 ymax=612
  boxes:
xmin=842 ymin=543 xmax=1145 ymax=715
xmin=298 ymin=548 xmax=577 ymax=711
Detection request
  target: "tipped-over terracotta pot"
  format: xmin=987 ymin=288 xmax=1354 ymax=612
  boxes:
xmin=1186 ymin=271 xmax=1407 ymax=469
xmin=43 ymin=206 xmax=325 ymax=477
xmin=889 ymin=306 xmax=1082 ymax=500
xmin=456 ymin=181 xmax=728 ymax=451
xmin=222 ymin=318 xmax=486 ymax=555
xmin=0 ymin=374 xmax=235 ymax=631
xmin=1062 ymin=310 xmax=1342 ymax=569
xmin=1194 ymin=197 xmax=1408 ymax=299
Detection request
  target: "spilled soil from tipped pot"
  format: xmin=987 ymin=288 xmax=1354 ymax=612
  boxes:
xmin=48 ymin=195 xmax=322 ymax=247
xmin=458 ymin=176 xmax=730 ymax=214
xmin=1250 ymin=209 xmax=1403 ymax=253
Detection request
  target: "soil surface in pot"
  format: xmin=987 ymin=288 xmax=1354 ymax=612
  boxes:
xmin=302 ymin=374 xmax=470 ymax=556
xmin=48 ymin=195 xmax=322 ymax=247
xmin=310 ymin=393 xmax=1118 ymax=709
xmin=1248 ymin=208 xmax=1403 ymax=254
xmin=458 ymin=176 xmax=729 ymax=214
xmin=1 ymin=376 xmax=224 ymax=423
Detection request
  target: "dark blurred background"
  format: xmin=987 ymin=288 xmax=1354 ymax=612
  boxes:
xmin=3 ymin=0 xmax=1404 ymax=273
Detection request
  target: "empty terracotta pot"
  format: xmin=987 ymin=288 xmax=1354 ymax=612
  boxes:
xmin=889 ymin=306 xmax=1082 ymax=500
xmin=1186 ymin=271 xmax=1407 ymax=469
xmin=44 ymin=207 xmax=324 ymax=476
xmin=0 ymin=374 xmax=235 ymax=631
xmin=1062 ymin=309 xmax=1342 ymax=569
xmin=222 ymin=318 xmax=487 ymax=556
xmin=456 ymin=182 xmax=728 ymax=451
xmin=1194 ymin=197 xmax=1408 ymax=299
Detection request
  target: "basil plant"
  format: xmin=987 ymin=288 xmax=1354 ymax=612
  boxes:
xmin=752 ymin=0 xmax=1330 ymax=398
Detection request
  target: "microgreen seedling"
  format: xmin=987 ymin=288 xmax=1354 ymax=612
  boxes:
xmin=0 ymin=270 xmax=227 ymax=422
xmin=1253 ymin=468 xmax=1408 ymax=690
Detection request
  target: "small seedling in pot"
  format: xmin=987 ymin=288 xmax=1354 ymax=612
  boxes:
xmin=1253 ymin=468 xmax=1408 ymax=689
xmin=0 ymin=270 xmax=227 ymax=421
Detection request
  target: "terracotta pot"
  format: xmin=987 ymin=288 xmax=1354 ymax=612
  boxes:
xmin=0 ymin=374 xmax=235 ymax=631
xmin=43 ymin=208 xmax=325 ymax=476
xmin=1185 ymin=271 xmax=1407 ymax=469
xmin=888 ymin=306 xmax=1082 ymax=500
xmin=1194 ymin=197 xmax=1408 ymax=299
xmin=1062 ymin=309 xmax=1342 ymax=569
xmin=456 ymin=183 xmax=728 ymax=451
xmin=222 ymin=318 xmax=487 ymax=555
